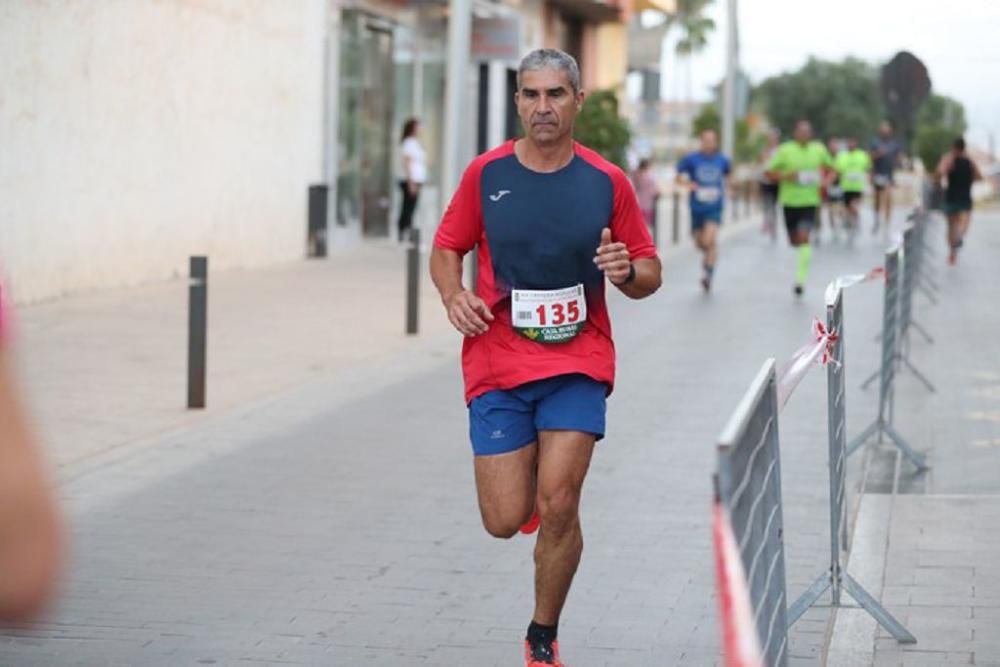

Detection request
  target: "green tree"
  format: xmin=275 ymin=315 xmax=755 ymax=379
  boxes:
xmin=752 ymin=57 xmax=883 ymax=140
xmin=913 ymin=93 xmax=967 ymax=171
xmin=692 ymin=104 xmax=720 ymax=136
xmin=666 ymin=0 xmax=716 ymax=104
xmin=574 ymin=89 xmax=631 ymax=169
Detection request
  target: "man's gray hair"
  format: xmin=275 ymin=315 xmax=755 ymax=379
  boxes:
xmin=517 ymin=48 xmax=581 ymax=93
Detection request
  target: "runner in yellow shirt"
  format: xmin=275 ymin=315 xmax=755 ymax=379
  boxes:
xmin=834 ymin=136 xmax=872 ymax=245
xmin=766 ymin=120 xmax=835 ymax=297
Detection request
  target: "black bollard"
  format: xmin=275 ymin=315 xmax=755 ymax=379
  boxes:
xmin=187 ymin=256 xmax=208 ymax=409
xmin=307 ymin=184 xmax=328 ymax=258
xmin=406 ymin=229 xmax=420 ymax=335
xmin=652 ymin=194 xmax=660 ymax=247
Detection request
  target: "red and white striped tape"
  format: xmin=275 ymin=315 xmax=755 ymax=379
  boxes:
xmin=776 ymin=319 xmax=839 ymax=409
xmin=713 ymin=501 xmax=764 ymax=667
xmin=778 ymin=265 xmax=884 ymax=409
xmin=824 ymin=266 xmax=885 ymax=303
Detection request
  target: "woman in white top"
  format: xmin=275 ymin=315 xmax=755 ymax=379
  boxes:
xmin=399 ymin=118 xmax=427 ymax=241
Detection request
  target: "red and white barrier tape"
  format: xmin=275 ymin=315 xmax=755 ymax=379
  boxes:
xmin=776 ymin=319 xmax=839 ymax=410
xmin=713 ymin=501 xmax=764 ymax=667
xmin=824 ymin=266 xmax=885 ymax=303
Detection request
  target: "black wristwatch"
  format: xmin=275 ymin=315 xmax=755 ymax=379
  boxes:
xmin=613 ymin=263 xmax=636 ymax=286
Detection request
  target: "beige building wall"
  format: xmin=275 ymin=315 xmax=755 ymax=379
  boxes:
xmin=0 ymin=1 xmax=328 ymax=303
xmin=593 ymin=22 xmax=627 ymax=93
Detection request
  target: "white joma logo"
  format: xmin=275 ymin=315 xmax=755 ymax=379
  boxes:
xmin=490 ymin=190 xmax=511 ymax=202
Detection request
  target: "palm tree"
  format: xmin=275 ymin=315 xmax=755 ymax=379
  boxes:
xmin=666 ymin=0 xmax=716 ymax=108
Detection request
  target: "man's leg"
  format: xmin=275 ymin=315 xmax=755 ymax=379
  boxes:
xmin=785 ymin=207 xmax=813 ymax=296
xmin=702 ymin=221 xmax=719 ymax=288
xmin=883 ymin=186 xmax=893 ymax=230
xmin=692 ymin=226 xmax=706 ymax=252
xmin=847 ymin=197 xmax=860 ymax=244
xmin=959 ymin=210 xmax=972 ymax=240
xmin=474 ymin=445 xmax=538 ymax=538
xmin=763 ymin=189 xmax=777 ymax=240
xmin=873 ymin=187 xmax=884 ymax=233
xmin=532 ymin=430 xmax=595 ymax=625
xmin=945 ymin=212 xmax=960 ymax=265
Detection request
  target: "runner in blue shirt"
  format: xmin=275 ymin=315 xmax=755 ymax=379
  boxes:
xmin=869 ymin=121 xmax=902 ymax=235
xmin=676 ymin=129 xmax=732 ymax=292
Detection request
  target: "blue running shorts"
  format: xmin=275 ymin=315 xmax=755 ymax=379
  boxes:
xmin=468 ymin=373 xmax=607 ymax=456
xmin=691 ymin=209 xmax=723 ymax=231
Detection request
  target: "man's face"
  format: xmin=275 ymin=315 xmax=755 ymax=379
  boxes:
xmin=880 ymin=123 xmax=892 ymax=139
xmin=516 ymin=68 xmax=583 ymax=146
xmin=794 ymin=121 xmax=812 ymax=144
xmin=700 ymin=130 xmax=718 ymax=154
xmin=847 ymin=138 xmax=858 ymax=150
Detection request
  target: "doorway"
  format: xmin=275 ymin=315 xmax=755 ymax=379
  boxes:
xmin=337 ymin=11 xmax=395 ymax=238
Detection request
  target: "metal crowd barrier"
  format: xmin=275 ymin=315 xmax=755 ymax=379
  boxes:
xmin=898 ymin=221 xmax=936 ymax=390
xmin=716 ymin=360 xmax=790 ymax=667
xmin=787 ymin=286 xmax=916 ymax=642
xmin=850 ymin=245 xmax=928 ymax=469
xmin=910 ymin=211 xmax=940 ymax=304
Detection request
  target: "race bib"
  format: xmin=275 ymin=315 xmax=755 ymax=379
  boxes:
xmin=695 ymin=186 xmax=721 ymax=203
xmin=846 ymin=171 xmax=865 ymax=182
xmin=873 ymin=174 xmax=891 ymax=187
xmin=797 ymin=170 xmax=820 ymax=186
xmin=512 ymin=285 xmax=587 ymax=344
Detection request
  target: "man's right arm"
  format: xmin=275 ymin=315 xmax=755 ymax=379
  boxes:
xmin=431 ymin=160 xmax=494 ymax=337
xmin=430 ymin=247 xmax=494 ymax=337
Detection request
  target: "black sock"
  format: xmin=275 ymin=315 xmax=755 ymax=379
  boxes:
xmin=526 ymin=620 xmax=558 ymax=644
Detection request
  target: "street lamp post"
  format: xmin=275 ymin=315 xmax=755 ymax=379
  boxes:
xmin=721 ymin=0 xmax=738 ymax=160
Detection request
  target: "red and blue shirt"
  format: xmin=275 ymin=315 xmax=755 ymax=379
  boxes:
xmin=434 ymin=140 xmax=657 ymax=403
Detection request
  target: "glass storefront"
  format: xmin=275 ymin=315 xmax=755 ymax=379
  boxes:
xmin=336 ymin=4 xmax=447 ymax=240
xmin=337 ymin=10 xmax=394 ymax=237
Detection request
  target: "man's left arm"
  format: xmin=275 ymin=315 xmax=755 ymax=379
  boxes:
xmin=594 ymin=228 xmax=661 ymax=298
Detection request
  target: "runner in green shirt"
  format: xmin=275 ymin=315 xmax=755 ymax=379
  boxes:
xmin=766 ymin=119 xmax=835 ymax=297
xmin=834 ymin=136 xmax=872 ymax=244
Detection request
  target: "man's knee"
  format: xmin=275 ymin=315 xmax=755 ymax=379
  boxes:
xmin=480 ymin=497 xmax=534 ymax=539
xmin=481 ymin=512 xmax=525 ymax=540
xmin=537 ymin=486 xmax=581 ymax=534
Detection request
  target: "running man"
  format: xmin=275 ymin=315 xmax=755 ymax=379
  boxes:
xmin=934 ymin=136 xmax=982 ymax=265
xmin=676 ymin=129 xmax=732 ymax=292
xmin=430 ymin=49 xmax=662 ymax=667
xmin=870 ymin=121 xmax=901 ymax=234
xmin=834 ymin=136 xmax=872 ymax=244
xmin=822 ymin=137 xmax=845 ymax=243
xmin=758 ymin=130 xmax=781 ymax=241
xmin=766 ymin=120 xmax=834 ymax=297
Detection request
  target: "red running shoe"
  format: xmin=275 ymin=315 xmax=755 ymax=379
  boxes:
xmin=519 ymin=510 xmax=540 ymax=535
xmin=524 ymin=639 xmax=564 ymax=666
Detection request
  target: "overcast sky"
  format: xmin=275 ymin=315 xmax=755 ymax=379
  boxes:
xmin=656 ymin=0 xmax=1000 ymax=151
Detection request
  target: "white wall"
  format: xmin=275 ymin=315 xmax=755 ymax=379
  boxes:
xmin=0 ymin=1 xmax=328 ymax=303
